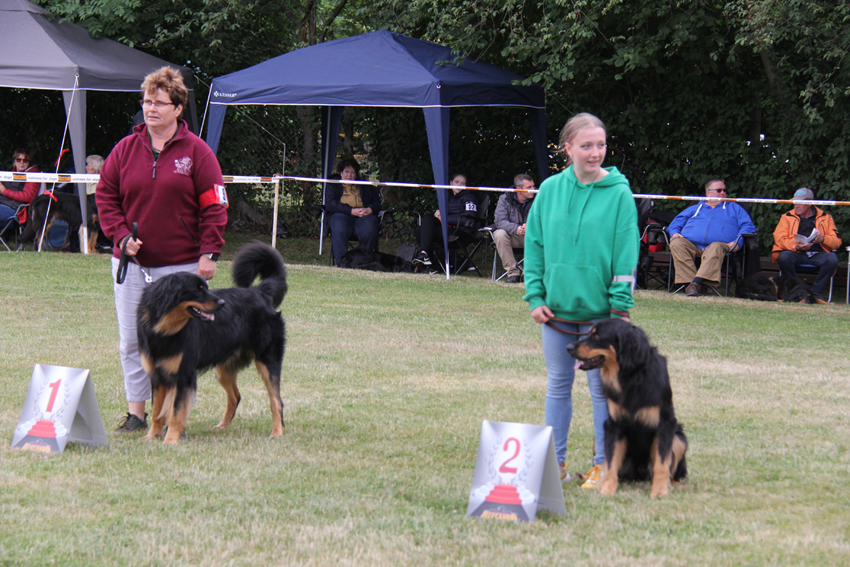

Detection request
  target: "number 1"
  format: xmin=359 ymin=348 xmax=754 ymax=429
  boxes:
xmin=46 ymin=380 xmax=61 ymax=412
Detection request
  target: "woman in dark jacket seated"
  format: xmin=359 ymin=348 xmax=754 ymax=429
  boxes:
xmin=326 ymin=157 xmax=382 ymax=265
xmin=413 ymin=173 xmax=478 ymax=266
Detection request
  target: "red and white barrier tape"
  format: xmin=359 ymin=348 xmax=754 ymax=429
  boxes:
xmin=3 ymin=171 xmax=846 ymax=205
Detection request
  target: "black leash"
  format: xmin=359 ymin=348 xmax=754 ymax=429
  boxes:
xmin=115 ymin=222 xmax=151 ymax=285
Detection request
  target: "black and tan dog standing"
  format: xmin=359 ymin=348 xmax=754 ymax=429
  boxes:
xmin=567 ymin=319 xmax=688 ymax=497
xmin=137 ymin=243 xmax=287 ymax=444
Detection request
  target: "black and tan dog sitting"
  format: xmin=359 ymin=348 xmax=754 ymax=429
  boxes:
xmin=734 ymin=273 xmax=779 ymax=301
xmin=19 ymin=192 xmax=99 ymax=253
xmin=735 ymin=273 xmax=828 ymax=304
xmin=567 ymin=319 xmax=688 ymax=498
xmin=776 ymin=274 xmax=829 ymax=304
xmin=137 ymin=243 xmax=288 ymax=444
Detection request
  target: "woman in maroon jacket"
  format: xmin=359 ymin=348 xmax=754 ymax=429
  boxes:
xmin=96 ymin=66 xmax=228 ymax=433
xmin=0 ymin=149 xmax=40 ymax=221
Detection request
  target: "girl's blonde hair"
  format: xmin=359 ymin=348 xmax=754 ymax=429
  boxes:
xmin=558 ymin=112 xmax=607 ymax=165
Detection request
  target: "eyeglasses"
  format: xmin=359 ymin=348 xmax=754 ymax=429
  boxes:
xmin=709 ymin=188 xmax=726 ymax=193
xmin=140 ymin=100 xmax=175 ymax=110
xmin=14 ymin=157 xmax=29 ymax=163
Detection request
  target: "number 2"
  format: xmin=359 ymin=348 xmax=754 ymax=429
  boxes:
xmin=499 ymin=438 xmax=520 ymax=474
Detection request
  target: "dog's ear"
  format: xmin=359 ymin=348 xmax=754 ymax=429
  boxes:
xmin=141 ymin=274 xmax=202 ymax=319
xmin=616 ymin=323 xmax=653 ymax=375
xmin=140 ymin=278 xmax=176 ymax=320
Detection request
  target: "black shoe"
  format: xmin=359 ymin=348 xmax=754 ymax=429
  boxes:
xmin=506 ymin=275 xmax=523 ymax=284
xmin=413 ymin=251 xmax=432 ymax=266
xmin=115 ymin=413 xmax=148 ymax=433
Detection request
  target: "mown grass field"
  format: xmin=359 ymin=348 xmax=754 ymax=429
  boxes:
xmin=1 ymin=239 xmax=848 ymax=566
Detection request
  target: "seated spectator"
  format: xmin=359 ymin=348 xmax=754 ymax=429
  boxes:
xmin=326 ymin=157 xmax=381 ymax=265
xmin=493 ymin=173 xmax=535 ymax=283
xmin=668 ymin=178 xmax=756 ymax=296
xmin=85 ymin=154 xmax=104 ymax=195
xmin=413 ymin=173 xmax=478 ymax=267
xmin=771 ymin=187 xmax=841 ymax=300
xmin=0 ymin=149 xmax=40 ymax=221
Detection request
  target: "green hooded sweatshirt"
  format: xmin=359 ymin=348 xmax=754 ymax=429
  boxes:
xmin=522 ymin=165 xmax=638 ymax=321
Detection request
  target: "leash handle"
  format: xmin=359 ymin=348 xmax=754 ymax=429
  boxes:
xmin=115 ymin=222 xmax=138 ymax=285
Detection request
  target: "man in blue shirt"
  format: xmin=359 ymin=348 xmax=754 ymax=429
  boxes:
xmin=668 ymin=179 xmax=756 ymax=296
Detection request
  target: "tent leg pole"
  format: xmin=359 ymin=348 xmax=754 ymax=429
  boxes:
xmin=319 ymin=211 xmax=324 ymax=255
xmin=81 ymin=226 xmax=89 ymax=255
xmin=272 ymin=178 xmax=280 ymax=248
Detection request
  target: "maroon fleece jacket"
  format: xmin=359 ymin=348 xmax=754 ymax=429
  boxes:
xmin=96 ymin=121 xmax=226 ymax=267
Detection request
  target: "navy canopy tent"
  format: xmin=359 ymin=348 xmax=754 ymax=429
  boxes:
xmin=0 ymin=0 xmax=197 ymax=251
xmin=205 ymin=30 xmax=548 ymax=274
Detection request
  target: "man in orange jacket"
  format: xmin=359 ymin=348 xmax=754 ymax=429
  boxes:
xmin=772 ymin=187 xmax=841 ymax=299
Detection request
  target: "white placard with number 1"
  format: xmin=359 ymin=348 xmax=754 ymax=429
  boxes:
xmin=11 ymin=364 xmax=108 ymax=454
xmin=466 ymin=420 xmax=566 ymax=522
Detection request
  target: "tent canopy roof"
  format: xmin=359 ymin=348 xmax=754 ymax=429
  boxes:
xmin=0 ymin=0 xmax=200 ymax=240
xmin=0 ymin=0 xmax=193 ymax=91
xmin=209 ymin=29 xmax=543 ymax=109
xmin=204 ymin=29 xmax=549 ymax=275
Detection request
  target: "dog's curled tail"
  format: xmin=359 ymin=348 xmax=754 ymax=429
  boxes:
xmin=231 ymin=242 xmax=288 ymax=307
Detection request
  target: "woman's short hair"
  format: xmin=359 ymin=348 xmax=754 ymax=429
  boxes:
xmin=86 ymin=154 xmax=104 ymax=173
xmin=336 ymin=157 xmax=361 ymax=177
xmin=558 ymin=112 xmax=607 ymax=163
xmin=141 ymin=66 xmax=189 ymax=111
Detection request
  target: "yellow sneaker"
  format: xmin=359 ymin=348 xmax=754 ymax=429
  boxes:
xmin=580 ymin=464 xmax=603 ymax=490
xmin=559 ymin=462 xmax=571 ymax=483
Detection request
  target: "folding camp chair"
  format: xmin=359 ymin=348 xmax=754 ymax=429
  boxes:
xmin=0 ymin=204 xmax=27 ymax=251
xmin=668 ymin=233 xmax=757 ymax=296
xmin=479 ymin=224 xmax=524 ymax=282
xmin=636 ymin=202 xmax=678 ymax=290
xmin=430 ymin=193 xmax=490 ymax=277
xmin=491 ymin=243 xmax=523 ymax=282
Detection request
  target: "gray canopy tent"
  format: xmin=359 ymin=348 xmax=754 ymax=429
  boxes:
xmin=0 ymin=0 xmax=197 ymax=251
xmin=205 ymin=30 xmax=548 ymax=275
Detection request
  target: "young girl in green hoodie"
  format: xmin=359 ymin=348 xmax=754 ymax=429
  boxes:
xmin=523 ymin=112 xmax=639 ymax=489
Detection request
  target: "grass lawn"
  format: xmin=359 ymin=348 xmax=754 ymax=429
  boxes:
xmin=1 ymin=237 xmax=849 ymax=566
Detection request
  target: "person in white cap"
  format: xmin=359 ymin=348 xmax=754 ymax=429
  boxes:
xmin=771 ymin=187 xmax=841 ymax=300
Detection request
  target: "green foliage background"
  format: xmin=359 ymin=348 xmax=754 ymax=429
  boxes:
xmin=3 ymin=0 xmax=848 ymax=252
